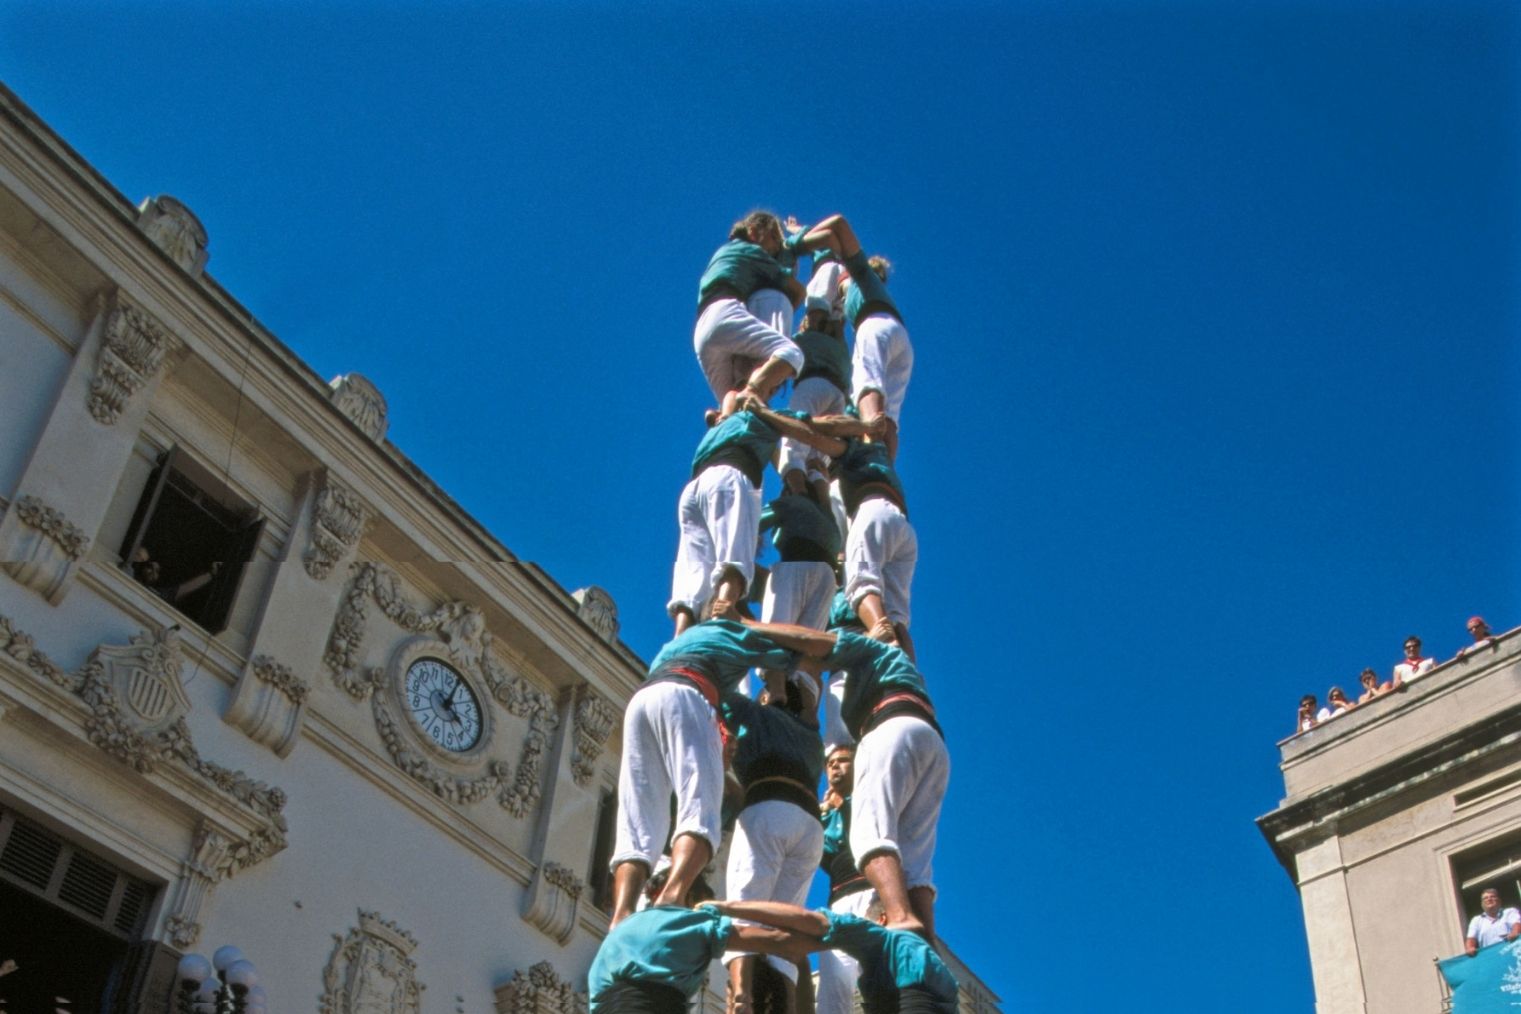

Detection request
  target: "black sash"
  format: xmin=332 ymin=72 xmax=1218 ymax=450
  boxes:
xmin=592 ymin=980 xmax=689 ymax=1014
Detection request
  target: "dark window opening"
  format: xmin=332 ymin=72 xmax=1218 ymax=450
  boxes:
xmin=588 ymin=787 xmax=617 ymax=914
xmin=119 ymin=447 xmax=263 ymax=635
xmin=0 ymin=807 xmax=156 ymax=1012
xmin=1451 ymin=831 xmax=1521 ymax=929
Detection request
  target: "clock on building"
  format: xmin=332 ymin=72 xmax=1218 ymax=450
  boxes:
xmin=402 ymin=657 xmax=484 ymax=753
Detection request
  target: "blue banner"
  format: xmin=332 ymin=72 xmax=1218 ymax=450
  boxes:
xmin=1439 ymin=941 xmax=1521 ymax=1012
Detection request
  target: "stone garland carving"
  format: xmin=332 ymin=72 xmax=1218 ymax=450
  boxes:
xmin=87 ymin=291 xmax=176 ymax=426
xmin=542 ymin=862 xmax=585 ymax=899
xmin=522 ymin=859 xmax=586 ymax=944
xmin=325 ymin=562 xmax=559 ymax=814
xmin=136 ymin=195 xmax=209 ymax=277
xmin=0 ymin=616 xmax=287 ymax=871
xmin=571 ymin=586 xmax=619 ymax=643
xmin=320 ymin=909 xmax=424 ymax=1014
xmin=328 ymin=373 xmax=389 ymax=441
xmin=494 ymin=961 xmax=587 ymax=1014
xmin=304 ymin=475 xmax=370 ymax=581
xmin=570 ymin=685 xmax=618 ymax=788
xmin=251 ymin=654 xmax=308 ymax=705
xmin=14 ymin=496 xmax=90 ymax=561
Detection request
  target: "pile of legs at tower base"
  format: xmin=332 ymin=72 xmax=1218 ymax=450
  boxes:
xmin=589 ymin=212 xmax=955 ymax=1014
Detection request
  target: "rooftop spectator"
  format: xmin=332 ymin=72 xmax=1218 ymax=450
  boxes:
xmin=1465 ymin=887 xmax=1521 ymax=956
xmin=1392 ymin=635 xmax=1435 ymax=688
xmin=1316 ymin=687 xmax=1354 ymax=722
xmin=1296 ymin=694 xmax=1318 ymax=734
xmin=1459 ymin=616 xmax=1497 ymax=658
xmin=1356 ymin=667 xmax=1389 ymax=704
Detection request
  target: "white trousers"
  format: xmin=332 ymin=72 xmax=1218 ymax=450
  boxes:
xmin=816 ymin=889 xmax=877 ymax=1014
xmin=807 ymin=261 xmax=846 ymax=319
xmin=611 ymin=681 xmax=724 ymax=871
xmin=823 ymin=672 xmax=853 ymax=752
xmin=851 ymin=714 xmax=948 ymax=893
xmin=746 ymin=287 xmax=795 ymax=337
xmin=764 ymin=561 xmax=838 ymax=695
xmin=721 ymin=800 xmax=824 ymax=979
xmin=778 ymin=376 xmax=847 ymax=480
xmin=669 ymin=464 xmax=762 ymax=619
xmin=844 ymin=498 xmax=916 ymax=627
xmin=694 ymin=297 xmax=804 ymax=402
xmin=851 ymin=314 xmax=913 ymax=423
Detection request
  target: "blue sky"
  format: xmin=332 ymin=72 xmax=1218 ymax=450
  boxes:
xmin=4 ymin=1 xmax=1518 ymax=1009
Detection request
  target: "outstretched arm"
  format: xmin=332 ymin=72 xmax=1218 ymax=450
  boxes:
xmin=740 ymin=620 xmax=838 ymax=658
xmin=742 ymin=396 xmax=849 ymax=457
xmin=802 ymin=215 xmax=862 ymax=259
xmin=712 ymin=899 xmax=832 ymax=937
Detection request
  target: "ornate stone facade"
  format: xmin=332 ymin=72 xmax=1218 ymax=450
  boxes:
xmin=224 ymin=654 xmax=310 ymax=758
xmin=572 ymin=586 xmax=619 ymax=643
xmin=570 ymin=684 xmax=617 ymax=787
xmin=136 ymin=194 xmax=209 ymax=277
xmin=494 ymin=961 xmax=586 ymax=1014
xmin=87 ymin=290 xmax=177 ymax=426
xmin=305 ymin=473 xmax=370 ymax=581
xmin=328 ymin=373 xmax=389 ymax=441
xmin=320 ymin=910 xmax=425 ymax=1014
xmin=13 ymin=496 xmax=90 ymax=561
xmin=522 ymin=860 xmax=586 ymax=944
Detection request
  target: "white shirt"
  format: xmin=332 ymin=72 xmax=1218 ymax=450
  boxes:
xmin=1459 ymin=638 xmax=1496 ymax=658
xmin=1394 ymin=657 xmax=1435 ymax=684
xmin=1467 ymin=908 xmax=1521 ymax=948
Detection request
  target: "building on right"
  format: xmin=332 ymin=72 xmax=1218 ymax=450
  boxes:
xmin=1259 ymin=627 xmax=1521 ymax=1012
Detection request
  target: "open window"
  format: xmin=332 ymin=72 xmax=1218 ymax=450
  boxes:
xmin=1451 ymin=830 xmax=1521 ymax=928
xmin=587 ymin=786 xmax=618 ymax=914
xmin=118 ymin=447 xmax=263 ymax=635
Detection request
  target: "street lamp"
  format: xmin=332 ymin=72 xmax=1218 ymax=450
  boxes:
xmin=172 ymin=947 xmax=266 ymax=1014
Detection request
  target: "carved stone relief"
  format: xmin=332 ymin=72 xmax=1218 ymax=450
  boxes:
xmin=570 ymin=684 xmax=617 ymax=787
xmin=572 ymin=586 xmax=619 ymax=643
xmin=324 ymin=562 xmax=559 ymax=816
xmin=522 ymin=861 xmax=586 ymax=944
xmin=1 ymin=495 xmax=93 ymax=603
xmin=162 ymin=821 xmax=236 ymax=948
xmin=14 ymin=496 xmax=90 ymax=560
xmin=136 ymin=195 xmax=209 ymax=277
xmin=224 ymin=653 xmax=309 ymax=758
xmin=304 ymin=473 xmax=370 ymax=581
xmin=494 ymin=961 xmax=587 ymax=1014
xmin=0 ymin=616 xmax=287 ymax=869
xmin=87 ymin=290 xmax=177 ymax=426
xmin=328 ymin=373 xmax=389 ymax=441
xmin=320 ymin=910 xmax=425 ymax=1014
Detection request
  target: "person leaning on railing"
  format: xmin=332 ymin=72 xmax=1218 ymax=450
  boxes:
xmin=1465 ymin=887 xmax=1521 ymax=956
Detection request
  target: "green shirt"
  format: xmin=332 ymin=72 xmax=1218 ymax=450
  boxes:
xmin=649 ymin=619 xmax=798 ymax=697
xmin=760 ymin=494 xmax=843 ymax=562
xmin=841 ymin=249 xmax=901 ymax=327
xmin=819 ymin=911 xmax=959 ymax=1013
xmin=691 ymin=409 xmax=806 ymax=484
xmin=827 ymin=590 xmax=866 ymax=635
xmin=588 ymin=906 xmax=733 ymax=1006
xmin=794 ymin=328 xmax=851 ymax=394
xmin=698 ymin=239 xmax=794 ymax=304
xmin=834 ymin=438 xmax=907 ymax=517
xmin=826 ymin=632 xmax=932 ymax=740
xmin=721 ymin=693 xmax=825 ymax=791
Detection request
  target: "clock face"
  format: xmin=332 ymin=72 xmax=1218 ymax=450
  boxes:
xmin=403 ymin=658 xmax=483 ymax=753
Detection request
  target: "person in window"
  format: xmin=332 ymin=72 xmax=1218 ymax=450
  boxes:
xmin=1316 ymin=687 xmax=1354 ymax=721
xmin=1459 ymin=616 xmax=1497 ymax=658
xmin=1465 ymin=887 xmax=1521 ymax=956
xmin=130 ymin=547 xmax=221 ymax=607
xmin=1355 ymin=668 xmax=1388 ymax=704
xmin=1392 ymin=635 xmax=1436 ymax=688
xmin=1296 ymin=694 xmax=1318 ymax=734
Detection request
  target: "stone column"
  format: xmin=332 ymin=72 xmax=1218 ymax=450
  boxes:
xmin=0 ymin=289 xmax=179 ymax=603
xmin=1297 ymin=834 xmax=1368 ymax=1014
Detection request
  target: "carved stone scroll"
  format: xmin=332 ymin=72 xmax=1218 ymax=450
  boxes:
xmin=0 ymin=616 xmax=287 ymax=870
xmin=14 ymin=496 xmax=89 ymax=560
xmin=320 ymin=910 xmax=425 ymax=1014
xmin=329 ymin=373 xmax=389 ymax=441
xmin=162 ymin=821 xmax=234 ymax=948
xmin=224 ymin=654 xmax=309 ymax=758
xmin=1 ymin=495 xmax=92 ymax=602
xmin=494 ymin=961 xmax=587 ymax=1014
xmin=570 ymin=684 xmax=617 ymax=787
xmin=571 ymin=586 xmax=619 ymax=643
xmin=305 ymin=473 xmax=370 ymax=581
xmin=136 ymin=195 xmax=209 ymax=277
xmin=87 ymin=290 xmax=176 ymax=426
xmin=522 ymin=862 xmax=586 ymax=945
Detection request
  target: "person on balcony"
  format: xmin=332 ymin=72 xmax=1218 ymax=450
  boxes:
xmin=1464 ymin=887 xmax=1521 ymax=956
xmin=1392 ymin=635 xmax=1435 ymax=688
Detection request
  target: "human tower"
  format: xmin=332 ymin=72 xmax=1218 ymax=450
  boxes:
xmin=588 ymin=213 xmax=956 ymax=1014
